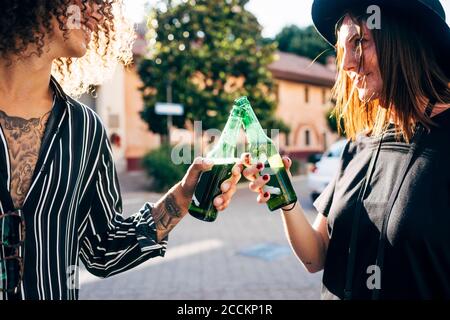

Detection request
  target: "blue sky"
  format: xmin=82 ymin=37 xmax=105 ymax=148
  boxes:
xmin=124 ymin=0 xmax=450 ymax=38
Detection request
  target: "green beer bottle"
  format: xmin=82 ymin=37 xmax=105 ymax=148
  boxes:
xmin=235 ymin=96 xmax=297 ymax=211
xmin=188 ymin=105 xmax=243 ymax=222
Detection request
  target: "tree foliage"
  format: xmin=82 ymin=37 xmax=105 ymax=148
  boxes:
xmin=275 ymin=25 xmax=334 ymax=64
xmin=138 ymin=0 xmax=289 ymax=137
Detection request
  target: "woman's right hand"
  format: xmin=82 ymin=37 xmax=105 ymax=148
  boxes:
xmin=241 ymin=153 xmax=293 ymax=204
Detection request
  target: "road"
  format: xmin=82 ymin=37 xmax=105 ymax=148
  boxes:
xmin=78 ymin=174 xmax=323 ymax=300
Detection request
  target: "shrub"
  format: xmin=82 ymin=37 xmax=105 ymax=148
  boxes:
xmin=141 ymin=144 xmax=190 ymax=192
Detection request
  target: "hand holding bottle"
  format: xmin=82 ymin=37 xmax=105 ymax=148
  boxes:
xmin=188 ymin=102 xmax=245 ymax=222
xmin=179 ymin=157 xmax=242 ymax=213
xmin=241 ymin=153 xmax=294 ymax=206
xmin=235 ymin=96 xmax=297 ymax=210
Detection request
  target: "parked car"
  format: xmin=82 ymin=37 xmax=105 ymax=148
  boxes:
xmin=307 ymin=139 xmax=347 ymax=201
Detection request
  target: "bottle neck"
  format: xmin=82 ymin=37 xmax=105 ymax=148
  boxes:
xmin=240 ymin=104 xmax=270 ymax=144
xmin=233 ymin=98 xmax=280 ymax=164
xmin=207 ymin=114 xmax=242 ymax=159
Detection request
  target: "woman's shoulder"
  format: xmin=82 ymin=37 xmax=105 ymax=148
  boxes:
xmin=430 ymin=103 xmax=450 ymax=134
xmin=431 ymin=103 xmax=450 ymax=117
xmin=64 ymin=96 xmax=108 ymax=146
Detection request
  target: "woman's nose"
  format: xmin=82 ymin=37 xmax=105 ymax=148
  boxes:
xmin=342 ymin=46 xmax=358 ymax=72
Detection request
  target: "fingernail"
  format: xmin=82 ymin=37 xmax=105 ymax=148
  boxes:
xmin=263 ymin=174 xmax=270 ymax=181
xmin=264 ymin=192 xmax=270 ymax=198
xmin=256 ymin=163 xmax=264 ymax=170
xmin=222 ymin=182 xmax=230 ymax=191
xmin=204 ymin=159 xmax=214 ymax=166
xmin=215 ymin=197 xmax=223 ymax=205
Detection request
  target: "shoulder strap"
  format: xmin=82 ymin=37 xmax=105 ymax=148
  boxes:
xmin=344 ymin=132 xmax=384 ymax=300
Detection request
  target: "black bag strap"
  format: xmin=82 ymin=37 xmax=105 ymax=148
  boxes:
xmin=344 ymin=100 xmax=435 ymax=300
xmin=344 ymin=130 xmax=384 ymax=300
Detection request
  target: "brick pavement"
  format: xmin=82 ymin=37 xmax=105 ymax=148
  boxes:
xmin=78 ymin=172 xmax=323 ymax=300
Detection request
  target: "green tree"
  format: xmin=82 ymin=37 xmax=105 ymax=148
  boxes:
xmin=138 ymin=0 xmax=289 ymax=140
xmin=275 ymin=25 xmax=334 ymax=64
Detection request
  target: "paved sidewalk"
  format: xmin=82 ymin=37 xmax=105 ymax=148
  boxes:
xmin=78 ymin=171 xmax=322 ymax=300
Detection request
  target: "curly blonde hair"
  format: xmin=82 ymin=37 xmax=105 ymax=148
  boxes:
xmin=0 ymin=0 xmax=136 ymax=97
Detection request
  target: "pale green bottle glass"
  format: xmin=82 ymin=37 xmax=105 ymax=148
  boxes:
xmin=234 ymin=96 xmax=297 ymax=211
xmin=188 ymin=106 xmax=243 ymax=221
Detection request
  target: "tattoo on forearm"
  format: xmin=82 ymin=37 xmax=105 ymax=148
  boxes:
xmin=152 ymin=193 xmax=185 ymax=241
xmin=164 ymin=194 xmax=183 ymax=218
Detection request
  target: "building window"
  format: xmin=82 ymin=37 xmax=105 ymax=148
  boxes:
xmin=322 ymin=88 xmax=327 ymax=105
xmin=304 ymin=86 xmax=309 ymax=104
xmin=305 ymin=129 xmax=311 ymax=146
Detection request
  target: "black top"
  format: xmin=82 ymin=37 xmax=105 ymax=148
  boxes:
xmin=314 ymin=109 xmax=450 ymax=300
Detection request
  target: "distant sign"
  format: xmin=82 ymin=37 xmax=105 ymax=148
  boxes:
xmin=155 ymin=102 xmax=184 ymax=116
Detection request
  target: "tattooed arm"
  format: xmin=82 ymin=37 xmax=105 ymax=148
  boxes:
xmin=151 ymin=157 xmax=243 ymax=242
xmin=151 ymin=184 xmax=188 ymax=242
xmin=80 ymin=131 xmax=242 ymax=278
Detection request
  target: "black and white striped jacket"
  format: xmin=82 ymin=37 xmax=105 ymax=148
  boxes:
xmin=0 ymin=77 xmax=167 ymax=300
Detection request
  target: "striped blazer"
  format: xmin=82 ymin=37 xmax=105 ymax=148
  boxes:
xmin=0 ymin=77 xmax=167 ymax=300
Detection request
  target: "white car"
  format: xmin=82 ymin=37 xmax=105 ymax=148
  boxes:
xmin=307 ymin=139 xmax=347 ymax=201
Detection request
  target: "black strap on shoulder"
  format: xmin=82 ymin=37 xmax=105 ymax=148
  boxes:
xmin=344 ymin=100 xmax=435 ymax=300
xmin=344 ymin=131 xmax=384 ymax=300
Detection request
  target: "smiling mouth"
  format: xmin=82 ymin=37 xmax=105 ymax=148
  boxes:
xmin=354 ymin=73 xmax=371 ymax=86
xmin=356 ymin=73 xmax=370 ymax=81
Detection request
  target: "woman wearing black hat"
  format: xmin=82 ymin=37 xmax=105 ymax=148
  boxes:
xmin=242 ymin=0 xmax=450 ymax=299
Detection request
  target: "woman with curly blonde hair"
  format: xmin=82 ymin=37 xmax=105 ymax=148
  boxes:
xmin=0 ymin=0 xmax=241 ymax=300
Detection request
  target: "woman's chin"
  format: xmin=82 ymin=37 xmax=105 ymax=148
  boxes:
xmin=60 ymin=38 xmax=89 ymax=58
xmin=66 ymin=45 xmax=88 ymax=58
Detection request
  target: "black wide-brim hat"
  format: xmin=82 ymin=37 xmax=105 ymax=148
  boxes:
xmin=312 ymin=0 xmax=450 ymax=77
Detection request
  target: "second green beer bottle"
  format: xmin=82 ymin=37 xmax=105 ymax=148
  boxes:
xmin=188 ymin=105 xmax=243 ymax=222
xmin=235 ymin=96 xmax=297 ymax=211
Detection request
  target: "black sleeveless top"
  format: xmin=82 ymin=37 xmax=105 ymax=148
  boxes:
xmin=314 ymin=109 xmax=450 ymax=299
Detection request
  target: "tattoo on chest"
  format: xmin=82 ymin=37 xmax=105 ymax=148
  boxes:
xmin=0 ymin=110 xmax=51 ymax=208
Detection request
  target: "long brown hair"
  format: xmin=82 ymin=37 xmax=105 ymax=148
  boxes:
xmin=332 ymin=8 xmax=450 ymax=141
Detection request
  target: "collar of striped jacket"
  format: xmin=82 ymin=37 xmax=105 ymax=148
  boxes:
xmin=0 ymin=76 xmax=69 ymax=212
